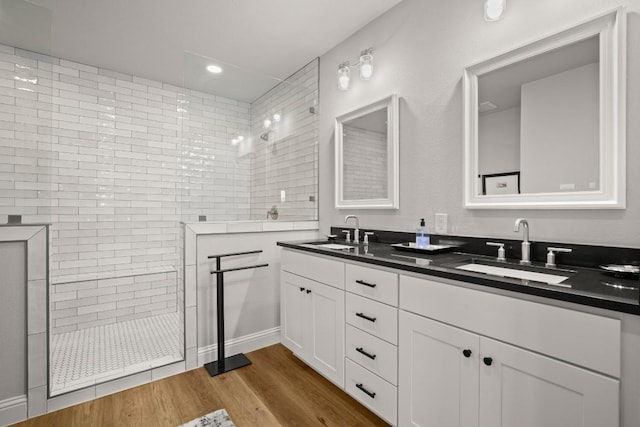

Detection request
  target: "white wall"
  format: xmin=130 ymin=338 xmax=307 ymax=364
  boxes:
xmin=520 ymin=63 xmax=599 ymax=193
xmin=478 ymin=107 xmax=520 ymax=178
xmin=319 ymin=0 xmax=640 ymax=247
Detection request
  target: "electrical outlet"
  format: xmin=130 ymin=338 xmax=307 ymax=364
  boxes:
xmin=435 ymin=213 xmax=448 ymax=234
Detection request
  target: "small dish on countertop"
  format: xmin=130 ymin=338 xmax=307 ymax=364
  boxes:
xmin=599 ymin=264 xmax=640 ymax=278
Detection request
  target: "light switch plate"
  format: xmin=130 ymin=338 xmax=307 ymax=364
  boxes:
xmin=435 ymin=213 xmax=448 ymax=234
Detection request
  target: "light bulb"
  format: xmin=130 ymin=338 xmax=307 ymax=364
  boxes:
xmin=237 ymin=135 xmax=244 ymax=141
xmin=231 ymin=138 xmax=239 ymax=146
xmin=206 ymin=64 xmax=223 ymax=74
xmin=359 ymin=49 xmax=373 ymax=80
xmin=484 ymin=0 xmax=505 ymax=21
xmin=273 ymin=113 xmax=281 ymax=122
xmin=337 ymin=62 xmax=350 ymax=91
xmin=263 ymin=119 xmax=272 ymax=129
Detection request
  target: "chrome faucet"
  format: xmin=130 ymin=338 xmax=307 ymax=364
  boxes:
xmin=345 ymin=215 xmax=360 ymax=244
xmin=513 ymin=218 xmax=531 ymax=265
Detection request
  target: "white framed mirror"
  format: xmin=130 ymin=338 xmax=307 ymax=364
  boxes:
xmin=463 ymin=9 xmax=625 ymax=209
xmin=335 ymin=94 xmax=399 ymax=209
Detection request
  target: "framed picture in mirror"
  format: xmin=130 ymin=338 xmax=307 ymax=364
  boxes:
xmin=482 ymin=172 xmax=520 ymax=196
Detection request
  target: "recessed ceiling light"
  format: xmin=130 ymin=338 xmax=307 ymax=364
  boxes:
xmin=206 ymin=64 xmax=223 ymax=74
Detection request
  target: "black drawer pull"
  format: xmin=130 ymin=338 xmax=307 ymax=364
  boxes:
xmin=355 ymin=279 xmax=377 ymax=288
xmin=356 ymin=347 xmax=377 ymax=360
xmin=355 ymin=312 xmax=377 ymax=323
xmin=299 ymin=287 xmax=305 ymax=292
xmin=483 ymin=357 xmax=493 ymax=366
xmin=355 ymin=383 xmax=376 ymax=399
xmin=306 ymin=289 xmax=311 ymax=294
xmin=463 ymin=349 xmax=472 ymax=358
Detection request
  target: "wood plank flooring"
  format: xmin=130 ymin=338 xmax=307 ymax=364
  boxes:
xmin=13 ymin=344 xmax=388 ymax=426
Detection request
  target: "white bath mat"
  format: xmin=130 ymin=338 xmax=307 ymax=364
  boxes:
xmin=178 ymin=408 xmax=236 ymax=427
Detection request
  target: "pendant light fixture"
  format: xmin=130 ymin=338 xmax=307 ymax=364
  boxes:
xmin=484 ymin=0 xmax=506 ymax=21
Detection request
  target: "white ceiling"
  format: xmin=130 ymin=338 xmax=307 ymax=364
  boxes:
xmin=0 ymin=0 xmax=403 ymax=102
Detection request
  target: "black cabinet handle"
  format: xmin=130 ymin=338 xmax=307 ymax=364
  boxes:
xmin=483 ymin=357 xmax=493 ymax=366
xmin=355 ymin=383 xmax=376 ymax=399
xmin=355 ymin=312 xmax=377 ymax=323
xmin=306 ymin=289 xmax=311 ymax=294
xmin=356 ymin=347 xmax=377 ymax=360
xmin=355 ymin=279 xmax=377 ymax=288
xmin=463 ymin=349 xmax=472 ymax=358
xmin=299 ymin=287 xmax=305 ymax=292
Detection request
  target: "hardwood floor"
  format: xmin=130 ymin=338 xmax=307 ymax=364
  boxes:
xmin=13 ymin=344 xmax=388 ymax=426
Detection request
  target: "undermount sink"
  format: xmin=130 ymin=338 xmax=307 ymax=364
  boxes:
xmin=449 ymin=258 xmax=575 ymax=285
xmin=313 ymin=243 xmax=354 ymax=250
xmin=303 ymin=241 xmax=356 ymax=250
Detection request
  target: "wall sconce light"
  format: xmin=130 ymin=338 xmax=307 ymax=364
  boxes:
xmin=337 ymin=62 xmax=351 ymax=91
xmin=484 ymin=0 xmax=506 ymax=21
xmin=359 ymin=49 xmax=373 ymax=80
xmin=337 ymin=47 xmax=374 ymax=90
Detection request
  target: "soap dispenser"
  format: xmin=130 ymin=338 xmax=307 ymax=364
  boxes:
xmin=416 ymin=218 xmax=430 ymax=249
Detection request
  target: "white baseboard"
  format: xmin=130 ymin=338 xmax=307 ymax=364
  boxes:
xmin=0 ymin=395 xmax=27 ymax=426
xmin=197 ymin=327 xmax=281 ymax=366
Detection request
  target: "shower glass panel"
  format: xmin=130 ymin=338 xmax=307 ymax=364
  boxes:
xmin=181 ymin=52 xmax=319 ymax=223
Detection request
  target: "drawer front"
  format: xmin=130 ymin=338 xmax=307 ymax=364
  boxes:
xmin=346 ymin=293 xmax=398 ymax=345
xmin=345 ymin=359 xmax=397 ymax=425
xmin=346 ymin=324 xmax=398 ymax=385
xmin=281 ymin=249 xmax=345 ymax=289
xmin=346 ymin=263 xmax=398 ymax=306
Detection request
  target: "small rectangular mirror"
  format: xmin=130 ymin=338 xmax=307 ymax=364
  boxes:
xmin=335 ymin=94 xmax=399 ymax=209
xmin=463 ymin=9 xmax=625 ymax=209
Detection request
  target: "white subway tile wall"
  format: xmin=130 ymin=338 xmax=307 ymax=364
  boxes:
xmin=250 ymin=59 xmax=319 ymax=220
xmin=1 ymin=45 xmax=317 ymax=283
xmin=49 ymin=270 xmax=177 ymax=333
xmin=343 ymin=125 xmax=388 ymax=200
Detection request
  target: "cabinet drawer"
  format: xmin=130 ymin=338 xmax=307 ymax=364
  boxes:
xmin=346 ymin=263 xmax=398 ymax=306
xmin=281 ymin=249 xmax=345 ymax=289
xmin=346 ymin=324 xmax=398 ymax=385
xmin=346 ymin=359 xmax=397 ymax=425
xmin=346 ymin=293 xmax=398 ymax=345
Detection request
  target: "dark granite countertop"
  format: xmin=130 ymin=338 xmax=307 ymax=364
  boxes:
xmin=277 ymin=238 xmax=640 ymax=315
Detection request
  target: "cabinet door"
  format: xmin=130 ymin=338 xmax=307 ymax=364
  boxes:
xmin=399 ymin=311 xmax=480 ymax=427
xmin=280 ymin=271 xmax=307 ymax=355
xmin=479 ymin=337 xmax=619 ymax=427
xmin=307 ymin=280 xmax=345 ymax=388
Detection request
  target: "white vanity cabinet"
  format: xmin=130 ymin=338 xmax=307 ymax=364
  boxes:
xmin=280 ymin=250 xmax=345 ymax=388
xmin=399 ymin=274 xmax=621 ymax=427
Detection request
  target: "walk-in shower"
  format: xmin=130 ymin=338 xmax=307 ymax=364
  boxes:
xmin=0 ymin=28 xmax=318 ymax=397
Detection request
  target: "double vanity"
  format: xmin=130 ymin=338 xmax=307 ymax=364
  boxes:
xmin=278 ymin=226 xmax=638 ymax=426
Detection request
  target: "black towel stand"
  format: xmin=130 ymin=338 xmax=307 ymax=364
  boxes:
xmin=204 ymin=250 xmax=268 ymax=377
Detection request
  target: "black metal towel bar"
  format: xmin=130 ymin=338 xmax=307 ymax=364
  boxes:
xmin=204 ymin=250 xmax=268 ymax=377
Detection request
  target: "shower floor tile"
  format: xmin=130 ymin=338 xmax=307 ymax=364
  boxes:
xmin=50 ymin=312 xmax=183 ymax=396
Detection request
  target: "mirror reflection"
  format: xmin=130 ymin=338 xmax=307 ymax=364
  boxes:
xmin=335 ymin=94 xmax=399 ymax=209
xmin=477 ymin=36 xmax=600 ymax=196
xmin=342 ymin=108 xmax=389 ymax=200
